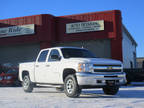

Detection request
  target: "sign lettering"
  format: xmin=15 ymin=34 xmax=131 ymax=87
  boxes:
xmin=66 ymin=20 xmax=104 ymax=34
xmin=0 ymin=24 xmax=35 ymax=38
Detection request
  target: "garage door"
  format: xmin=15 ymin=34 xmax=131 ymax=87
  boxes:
xmin=0 ymin=43 xmax=40 ymax=66
xmin=54 ymin=39 xmax=111 ymax=58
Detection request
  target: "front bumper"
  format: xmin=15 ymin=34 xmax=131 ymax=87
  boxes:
xmin=0 ymin=79 xmax=14 ymax=85
xmin=76 ymin=72 xmax=127 ymax=86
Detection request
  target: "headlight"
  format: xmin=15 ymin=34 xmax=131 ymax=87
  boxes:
xmin=6 ymin=76 xmax=13 ymax=80
xmin=0 ymin=76 xmax=3 ymax=81
xmin=78 ymin=63 xmax=93 ymax=72
xmin=118 ymin=73 xmax=126 ymax=77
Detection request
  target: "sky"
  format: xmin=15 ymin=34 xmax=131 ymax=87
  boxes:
xmin=0 ymin=0 xmax=143 ymax=57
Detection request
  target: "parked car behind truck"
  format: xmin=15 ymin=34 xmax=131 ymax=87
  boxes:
xmin=0 ymin=64 xmax=20 ymax=86
xmin=19 ymin=47 xmax=126 ymax=97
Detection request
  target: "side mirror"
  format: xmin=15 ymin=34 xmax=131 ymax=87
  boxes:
xmin=51 ymin=55 xmax=61 ymax=61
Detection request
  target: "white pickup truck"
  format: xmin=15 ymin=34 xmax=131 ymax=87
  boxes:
xmin=19 ymin=47 xmax=126 ymax=97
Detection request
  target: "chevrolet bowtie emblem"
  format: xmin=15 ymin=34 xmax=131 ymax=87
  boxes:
xmin=107 ymin=66 xmax=113 ymax=70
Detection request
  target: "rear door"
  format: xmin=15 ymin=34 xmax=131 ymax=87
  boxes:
xmin=45 ymin=49 xmax=62 ymax=83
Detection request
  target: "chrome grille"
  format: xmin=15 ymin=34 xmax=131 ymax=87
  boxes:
xmin=93 ymin=64 xmax=122 ymax=72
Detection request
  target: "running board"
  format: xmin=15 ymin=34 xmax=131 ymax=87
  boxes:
xmin=35 ymin=84 xmax=63 ymax=88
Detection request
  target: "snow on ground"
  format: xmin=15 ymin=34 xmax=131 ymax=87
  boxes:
xmin=0 ymin=86 xmax=144 ymax=108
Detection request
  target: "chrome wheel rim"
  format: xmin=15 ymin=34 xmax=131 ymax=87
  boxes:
xmin=23 ymin=76 xmax=29 ymax=89
xmin=66 ymin=79 xmax=74 ymax=94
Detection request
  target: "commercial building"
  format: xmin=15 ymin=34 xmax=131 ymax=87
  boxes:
xmin=0 ymin=10 xmax=137 ymax=68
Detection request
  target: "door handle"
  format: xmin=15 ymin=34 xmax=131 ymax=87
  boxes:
xmin=46 ymin=65 xmax=50 ymax=67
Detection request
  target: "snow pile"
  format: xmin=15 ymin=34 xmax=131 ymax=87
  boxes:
xmin=0 ymin=86 xmax=144 ymax=108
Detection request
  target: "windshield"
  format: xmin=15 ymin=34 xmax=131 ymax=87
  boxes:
xmin=61 ymin=48 xmax=96 ymax=58
xmin=6 ymin=69 xmax=18 ymax=75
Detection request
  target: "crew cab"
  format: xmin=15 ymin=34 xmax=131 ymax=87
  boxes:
xmin=19 ymin=47 xmax=126 ymax=97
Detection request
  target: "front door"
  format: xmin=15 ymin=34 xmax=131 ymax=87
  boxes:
xmin=35 ymin=50 xmax=49 ymax=83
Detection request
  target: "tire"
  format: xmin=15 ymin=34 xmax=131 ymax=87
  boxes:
xmin=103 ymin=86 xmax=119 ymax=95
xmin=22 ymin=75 xmax=33 ymax=93
xmin=64 ymin=74 xmax=81 ymax=98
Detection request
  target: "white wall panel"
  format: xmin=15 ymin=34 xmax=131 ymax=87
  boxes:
xmin=122 ymin=27 xmax=136 ymax=68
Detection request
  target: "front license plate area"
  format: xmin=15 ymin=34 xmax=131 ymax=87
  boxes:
xmin=106 ymin=80 xmax=115 ymax=86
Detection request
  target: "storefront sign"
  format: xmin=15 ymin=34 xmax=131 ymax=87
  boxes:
xmin=0 ymin=24 xmax=35 ymax=38
xmin=66 ymin=20 xmax=104 ymax=34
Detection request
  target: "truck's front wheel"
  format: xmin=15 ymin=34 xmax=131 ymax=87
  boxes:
xmin=22 ymin=75 xmax=33 ymax=93
xmin=103 ymin=86 xmax=119 ymax=95
xmin=64 ymin=75 xmax=81 ymax=98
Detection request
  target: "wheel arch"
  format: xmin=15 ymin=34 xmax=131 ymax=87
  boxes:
xmin=22 ymin=70 xmax=29 ymax=80
xmin=62 ymin=68 xmax=76 ymax=82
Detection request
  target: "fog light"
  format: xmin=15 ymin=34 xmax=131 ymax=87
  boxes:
xmin=120 ymin=79 xmax=124 ymax=82
xmin=118 ymin=73 xmax=126 ymax=77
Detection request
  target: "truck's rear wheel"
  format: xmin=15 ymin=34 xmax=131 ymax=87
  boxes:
xmin=64 ymin=75 xmax=81 ymax=98
xmin=103 ymin=86 xmax=119 ymax=95
xmin=22 ymin=75 xmax=33 ymax=93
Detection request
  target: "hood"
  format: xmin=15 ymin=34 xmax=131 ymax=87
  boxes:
xmin=63 ymin=58 xmax=122 ymax=65
xmin=0 ymin=72 xmax=15 ymax=76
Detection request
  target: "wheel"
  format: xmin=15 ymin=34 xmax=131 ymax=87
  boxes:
xmin=22 ymin=75 xmax=33 ymax=92
xmin=64 ymin=74 xmax=81 ymax=98
xmin=103 ymin=86 xmax=119 ymax=95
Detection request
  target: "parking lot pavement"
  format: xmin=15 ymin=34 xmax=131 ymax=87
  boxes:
xmin=0 ymin=86 xmax=144 ymax=108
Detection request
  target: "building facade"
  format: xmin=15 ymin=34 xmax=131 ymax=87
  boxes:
xmin=137 ymin=57 xmax=144 ymax=68
xmin=0 ymin=10 xmax=137 ymax=68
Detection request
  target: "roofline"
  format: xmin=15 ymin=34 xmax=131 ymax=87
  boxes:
xmin=137 ymin=57 xmax=144 ymax=59
xmin=0 ymin=14 xmax=54 ymax=21
xmin=41 ymin=46 xmax=85 ymax=50
xmin=0 ymin=10 xmax=120 ymax=21
xmin=122 ymin=24 xmax=137 ymax=46
xmin=58 ymin=10 xmax=120 ymax=18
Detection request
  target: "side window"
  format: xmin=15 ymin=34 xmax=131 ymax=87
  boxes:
xmin=48 ymin=49 xmax=60 ymax=61
xmin=38 ymin=50 xmax=49 ymax=62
